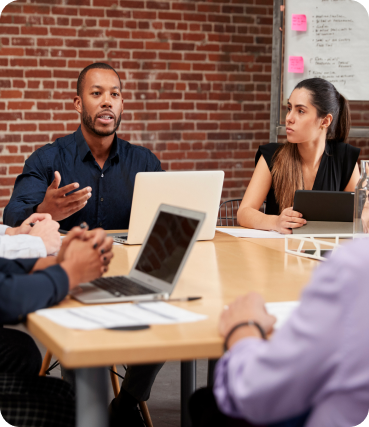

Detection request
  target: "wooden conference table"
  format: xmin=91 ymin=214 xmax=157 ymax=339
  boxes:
xmin=27 ymin=229 xmax=320 ymax=427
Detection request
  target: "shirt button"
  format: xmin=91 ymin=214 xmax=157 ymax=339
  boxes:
xmin=100 ymin=197 xmax=104 ymax=202
xmin=99 ymin=222 xmax=102 ymax=226
xmin=101 ymin=174 xmax=104 ymax=178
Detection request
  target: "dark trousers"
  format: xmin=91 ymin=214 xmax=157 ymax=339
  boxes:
xmin=0 ymin=327 xmax=75 ymax=427
xmin=0 ymin=327 xmax=42 ymax=376
xmin=189 ymin=387 xmax=310 ymax=427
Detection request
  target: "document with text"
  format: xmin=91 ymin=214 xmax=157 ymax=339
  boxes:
xmin=36 ymin=302 xmax=207 ymax=330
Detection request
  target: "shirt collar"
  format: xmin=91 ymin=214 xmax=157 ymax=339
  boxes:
xmin=75 ymin=125 xmax=120 ymax=163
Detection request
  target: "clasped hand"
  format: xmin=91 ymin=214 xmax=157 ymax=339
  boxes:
xmin=57 ymin=226 xmax=114 ymax=288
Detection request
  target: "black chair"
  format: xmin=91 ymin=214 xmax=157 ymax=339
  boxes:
xmin=217 ymin=199 xmax=242 ymax=226
xmin=218 ymin=199 xmax=266 ymax=226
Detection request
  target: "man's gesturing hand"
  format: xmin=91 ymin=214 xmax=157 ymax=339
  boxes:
xmin=36 ymin=171 xmax=92 ymax=221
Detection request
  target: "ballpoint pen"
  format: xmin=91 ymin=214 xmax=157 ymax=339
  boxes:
xmin=133 ymin=296 xmax=202 ymax=304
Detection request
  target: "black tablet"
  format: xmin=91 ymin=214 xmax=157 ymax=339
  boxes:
xmin=293 ymin=190 xmax=354 ymax=222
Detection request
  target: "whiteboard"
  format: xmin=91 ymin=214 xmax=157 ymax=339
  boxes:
xmin=283 ymin=0 xmax=369 ymax=103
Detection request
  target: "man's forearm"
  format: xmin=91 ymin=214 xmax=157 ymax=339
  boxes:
xmin=31 ymin=257 xmax=58 ymax=273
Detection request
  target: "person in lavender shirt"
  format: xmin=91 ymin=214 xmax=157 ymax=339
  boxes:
xmin=190 ymin=238 xmax=369 ymax=427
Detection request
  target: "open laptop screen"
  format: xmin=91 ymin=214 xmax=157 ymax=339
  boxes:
xmin=134 ymin=211 xmax=200 ymax=284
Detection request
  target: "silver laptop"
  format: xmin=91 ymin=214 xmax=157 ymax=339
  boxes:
xmin=70 ymin=204 xmax=205 ymax=304
xmin=109 ymin=171 xmax=224 ymax=245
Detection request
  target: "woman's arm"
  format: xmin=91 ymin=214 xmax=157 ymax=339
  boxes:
xmin=237 ymin=156 xmax=278 ymax=230
xmin=344 ymin=163 xmax=360 ymax=192
xmin=237 ymin=155 xmax=306 ymax=233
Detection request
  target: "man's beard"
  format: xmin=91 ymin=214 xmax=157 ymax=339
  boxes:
xmin=82 ymin=108 xmax=121 ymax=137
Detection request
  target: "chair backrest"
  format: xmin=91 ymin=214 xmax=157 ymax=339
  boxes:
xmin=217 ymin=199 xmax=242 ymax=226
xmin=217 ymin=199 xmax=266 ymax=226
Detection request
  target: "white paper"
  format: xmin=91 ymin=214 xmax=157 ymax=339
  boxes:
xmin=283 ymin=0 xmax=369 ymax=102
xmin=36 ymin=302 xmax=207 ymax=330
xmin=266 ymin=301 xmax=300 ymax=329
xmin=216 ymin=228 xmax=285 ymax=239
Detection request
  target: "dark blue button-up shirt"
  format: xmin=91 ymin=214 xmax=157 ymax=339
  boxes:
xmin=4 ymin=126 xmax=163 ymax=230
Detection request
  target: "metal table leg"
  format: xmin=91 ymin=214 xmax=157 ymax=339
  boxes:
xmin=207 ymin=358 xmax=219 ymax=388
xmin=75 ymin=367 xmax=109 ymax=427
xmin=181 ymin=360 xmax=196 ymax=427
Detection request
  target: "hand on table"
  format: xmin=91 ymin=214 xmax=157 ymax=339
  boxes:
xmin=274 ymin=207 xmax=306 ymax=234
xmin=36 ymin=171 xmax=92 ymax=222
xmin=219 ymin=293 xmax=276 ymax=349
xmin=5 ymin=213 xmax=52 ymax=236
xmin=5 ymin=213 xmax=61 ymax=255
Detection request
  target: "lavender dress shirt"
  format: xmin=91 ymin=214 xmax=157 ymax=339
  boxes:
xmin=214 ymin=238 xmax=369 ymax=427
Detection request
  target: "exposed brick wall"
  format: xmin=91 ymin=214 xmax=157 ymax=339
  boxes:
xmin=0 ymin=0 xmax=274 ymax=221
xmin=1 ymin=0 xmax=368 ymax=223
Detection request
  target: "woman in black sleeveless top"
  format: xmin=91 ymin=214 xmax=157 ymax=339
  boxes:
xmin=237 ymin=78 xmax=360 ymax=234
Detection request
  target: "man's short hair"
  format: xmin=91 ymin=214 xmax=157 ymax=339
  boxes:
xmin=77 ymin=63 xmax=122 ymax=96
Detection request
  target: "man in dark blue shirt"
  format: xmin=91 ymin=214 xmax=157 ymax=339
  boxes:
xmin=4 ymin=62 xmax=163 ymax=427
xmin=4 ymin=62 xmax=162 ymax=229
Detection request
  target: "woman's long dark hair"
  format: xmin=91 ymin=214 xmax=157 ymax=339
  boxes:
xmin=271 ymin=78 xmax=351 ymax=212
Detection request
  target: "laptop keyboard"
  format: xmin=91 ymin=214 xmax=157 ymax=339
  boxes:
xmin=91 ymin=276 xmax=156 ymax=297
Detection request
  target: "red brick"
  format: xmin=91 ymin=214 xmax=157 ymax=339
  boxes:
xmin=0 ymin=112 xmax=22 ymax=120
xmin=0 ymin=155 xmax=24 ymax=164
xmin=66 ymin=39 xmax=91 ymax=48
xmin=0 ymin=134 xmax=21 ymax=143
xmin=26 ymin=70 xmax=51 ymax=78
xmin=120 ymin=1 xmax=145 ymax=8
xmin=12 ymin=80 xmax=26 ymax=89
xmin=0 ymin=47 xmax=23 ymax=56
xmin=93 ymin=0 xmax=119 ymax=6
xmin=77 ymin=29 xmax=103 ymax=38
xmin=80 ymin=8 xmax=105 ymax=17
xmin=0 ymin=27 xmax=19 ymax=35
xmin=0 ymin=90 xmax=22 ymax=98
xmin=105 ymin=30 xmax=130 ymax=39
xmin=57 ymin=17 xmax=70 ymax=26
xmin=23 ymin=134 xmax=50 ymax=143
xmin=9 ymin=123 xmax=37 ymax=132
xmin=107 ymin=9 xmax=131 ymax=18
xmin=54 ymin=70 xmax=79 ymax=79
xmin=24 ymin=112 xmax=50 ymax=120
xmin=51 ymin=49 xmax=77 ymax=58
xmin=21 ymin=27 xmax=48 ymax=36
xmin=39 ymin=123 xmax=65 ymax=131
xmin=0 ymin=80 xmax=11 ymax=88
xmin=170 ymin=102 xmax=193 ymax=110
xmin=23 ymin=5 xmax=50 ymax=14
xmin=51 ymin=28 xmax=76 ymax=37
xmin=12 ymin=37 xmax=34 ymax=46
xmin=79 ymin=50 xmax=105 ymax=59
xmin=144 ymin=102 xmax=169 ymax=110
xmin=172 ymin=43 xmax=195 ymax=51
xmin=171 ymin=162 xmax=194 ymax=170
xmin=37 ymin=102 xmax=63 ymax=110
xmin=2 ymin=3 xmax=22 ymax=14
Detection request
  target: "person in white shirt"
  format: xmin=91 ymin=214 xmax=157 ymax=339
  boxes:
xmin=0 ymin=213 xmax=61 ymax=259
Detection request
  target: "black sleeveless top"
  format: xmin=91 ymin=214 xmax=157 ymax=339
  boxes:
xmin=255 ymin=141 xmax=360 ymax=215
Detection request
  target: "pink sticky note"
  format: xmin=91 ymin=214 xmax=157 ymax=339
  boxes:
xmin=288 ymin=56 xmax=304 ymax=73
xmin=292 ymin=14 xmax=307 ymax=31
